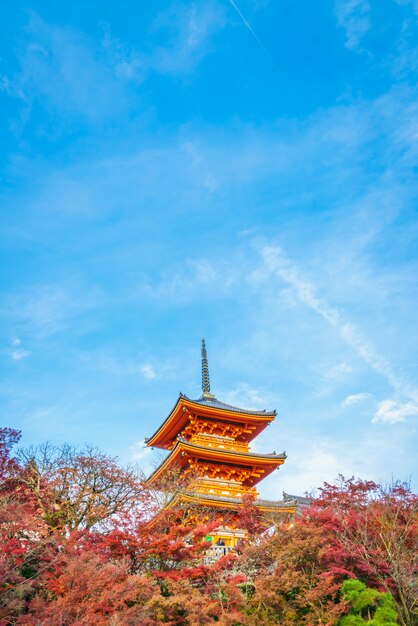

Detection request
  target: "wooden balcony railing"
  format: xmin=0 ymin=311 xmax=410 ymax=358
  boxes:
xmin=203 ymin=544 xmax=234 ymax=564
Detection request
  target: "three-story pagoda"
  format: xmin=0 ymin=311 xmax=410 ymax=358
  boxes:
xmin=145 ymin=340 xmax=296 ymax=545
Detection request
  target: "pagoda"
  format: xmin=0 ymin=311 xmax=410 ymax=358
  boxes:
xmin=145 ymin=340 xmax=296 ymax=546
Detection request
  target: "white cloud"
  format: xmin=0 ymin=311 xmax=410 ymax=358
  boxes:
xmin=11 ymin=349 xmax=30 ymax=361
xmin=261 ymin=423 xmax=413 ymax=498
xmin=221 ymin=382 xmax=278 ymax=411
xmin=342 ymin=392 xmax=372 ymax=406
xmin=141 ymin=257 xmax=238 ymax=302
xmin=131 ymin=439 xmax=152 ymax=462
xmin=139 ymin=364 xmax=157 ymax=380
xmin=4 ymin=283 xmax=102 ymax=339
xmin=151 ymin=2 xmax=226 ymax=75
xmin=8 ymin=12 xmax=136 ymax=125
xmin=263 ymin=440 xmax=356 ymax=496
xmin=129 ymin=440 xmax=162 ymax=476
xmin=4 ymin=5 xmax=227 ymax=132
xmin=327 ymin=362 xmax=352 ymax=381
xmin=372 ymin=399 xmax=418 ymax=424
xmin=9 ymin=337 xmax=30 ymax=361
xmin=335 ymin=0 xmax=371 ymax=51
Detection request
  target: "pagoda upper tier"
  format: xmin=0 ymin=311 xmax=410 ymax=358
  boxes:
xmin=145 ymin=393 xmax=276 ymax=451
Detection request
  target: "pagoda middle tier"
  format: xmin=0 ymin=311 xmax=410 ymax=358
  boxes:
xmin=146 ymin=434 xmax=286 ymax=499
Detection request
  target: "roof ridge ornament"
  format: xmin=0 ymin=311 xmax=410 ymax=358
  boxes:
xmin=201 ymin=338 xmax=216 ymax=400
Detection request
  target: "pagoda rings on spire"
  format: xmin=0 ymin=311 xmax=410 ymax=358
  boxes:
xmin=201 ymin=338 xmax=216 ymax=400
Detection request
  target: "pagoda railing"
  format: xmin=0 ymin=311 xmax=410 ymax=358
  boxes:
xmin=189 ymin=433 xmax=249 ymax=453
xmin=203 ymin=544 xmax=234 ymax=564
xmin=190 ymin=478 xmax=258 ymax=499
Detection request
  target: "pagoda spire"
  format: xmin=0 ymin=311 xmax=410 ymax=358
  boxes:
xmin=201 ymin=339 xmax=215 ymax=399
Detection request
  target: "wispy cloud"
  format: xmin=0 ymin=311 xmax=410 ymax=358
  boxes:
xmin=334 ymin=0 xmax=371 ymax=51
xmin=327 ymin=362 xmax=353 ymax=381
xmin=267 ymin=439 xmax=358 ymax=496
xmin=342 ymin=392 xmax=372 ymax=406
xmin=130 ymin=439 xmax=152 ymax=462
xmin=8 ymin=337 xmax=30 ymax=361
xmin=3 ymin=5 xmax=225 ymax=130
xmin=150 ymin=2 xmax=226 ymax=75
xmin=11 ymin=348 xmax=30 ymax=361
xmin=138 ymin=364 xmax=157 ymax=380
xmin=261 ymin=245 xmax=418 ymax=405
xmin=6 ymin=12 xmax=136 ymax=125
xmin=221 ymin=382 xmax=279 ymax=411
xmin=3 ymin=283 xmax=102 ymax=339
xmin=140 ymin=257 xmax=239 ymax=302
xmin=372 ymin=399 xmax=418 ymax=425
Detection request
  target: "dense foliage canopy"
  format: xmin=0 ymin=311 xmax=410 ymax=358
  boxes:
xmin=0 ymin=427 xmax=416 ymax=625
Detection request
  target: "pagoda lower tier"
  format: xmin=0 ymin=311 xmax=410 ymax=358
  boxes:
xmin=171 ymin=491 xmax=298 ymax=515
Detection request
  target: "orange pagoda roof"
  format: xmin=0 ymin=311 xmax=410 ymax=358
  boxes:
xmin=146 ymin=436 xmax=286 ymax=488
xmin=145 ymin=393 xmax=276 ymax=450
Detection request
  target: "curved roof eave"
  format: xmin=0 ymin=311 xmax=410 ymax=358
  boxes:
xmin=145 ymin=393 xmax=277 ymax=448
xmin=182 ymin=393 xmax=276 ymax=417
xmin=145 ymin=437 xmax=286 ymax=486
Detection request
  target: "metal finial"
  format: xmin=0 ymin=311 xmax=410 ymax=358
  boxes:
xmin=201 ymin=338 xmax=210 ymax=394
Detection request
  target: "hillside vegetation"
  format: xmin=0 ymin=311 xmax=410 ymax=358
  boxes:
xmin=1 ymin=428 xmax=416 ymax=625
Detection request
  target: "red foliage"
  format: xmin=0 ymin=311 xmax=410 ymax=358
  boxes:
xmin=1 ymin=430 xmax=416 ymax=626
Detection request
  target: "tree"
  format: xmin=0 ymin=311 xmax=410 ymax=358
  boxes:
xmin=16 ymin=443 xmax=146 ymax=532
xmin=236 ymin=517 xmax=345 ymax=625
xmin=0 ymin=428 xmax=21 ymax=479
xmin=2 ymin=430 xmax=416 ymax=626
xmin=22 ymin=549 xmax=159 ymax=626
xmin=312 ymin=477 xmax=418 ymax=626
xmin=339 ymin=579 xmax=398 ymax=625
xmin=0 ymin=428 xmax=53 ymax=622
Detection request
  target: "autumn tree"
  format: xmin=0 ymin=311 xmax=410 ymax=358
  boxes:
xmin=312 ymin=477 xmax=418 ymax=626
xmin=16 ymin=442 xmax=146 ymax=532
xmin=0 ymin=429 xmax=53 ymax=622
xmin=2 ymin=429 xmax=416 ymax=626
xmin=234 ymin=516 xmax=345 ymax=625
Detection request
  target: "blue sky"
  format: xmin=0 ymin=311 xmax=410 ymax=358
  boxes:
xmin=1 ymin=0 xmax=417 ymax=497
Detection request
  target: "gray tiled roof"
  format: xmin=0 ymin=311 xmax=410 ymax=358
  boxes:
xmin=181 ymin=393 xmax=276 ymax=417
xmin=185 ymin=491 xmax=296 ymax=509
xmin=283 ymin=492 xmax=312 ymax=505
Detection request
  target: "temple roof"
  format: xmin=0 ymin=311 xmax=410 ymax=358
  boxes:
xmin=283 ymin=492 xmax=312 ymax=506
xmin=146 ymin=436 xmax=286 ymax=487
xmin=145 ymin=394 xmax=277 ymax=449
xmin=187 ymin=492 xmax=295 ymax=508
xmin=182 ymin=393 xmax=276 ymax=417
xmin=173 ymin=491 xmax=297 ymax=514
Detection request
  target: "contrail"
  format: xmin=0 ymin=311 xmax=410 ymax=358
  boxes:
xmin=261 ymin=244 xmax=418 ymax=405
xmin=228 ymin=0 xmax=280 ymax=72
